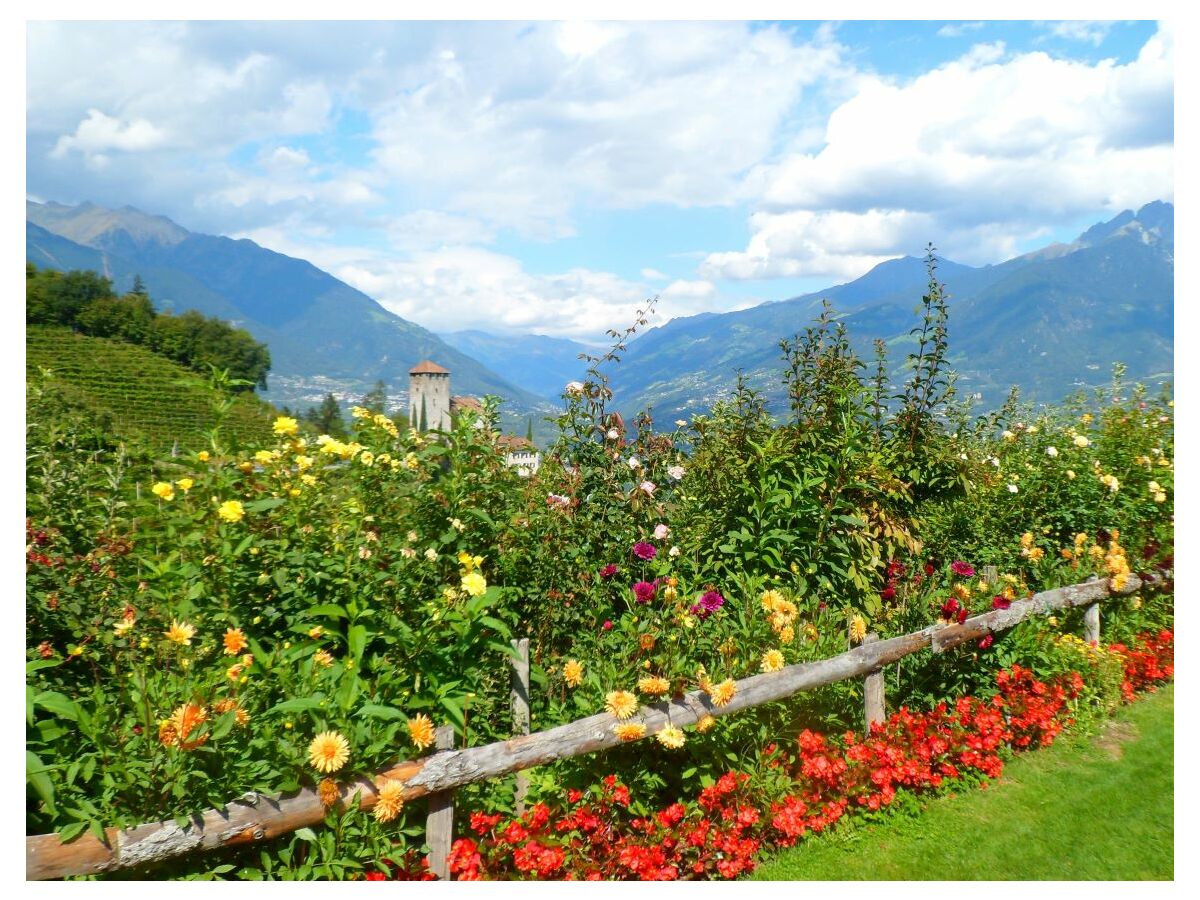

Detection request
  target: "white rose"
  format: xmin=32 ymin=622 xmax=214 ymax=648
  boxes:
xmin=1046 ymin=447 xmax=1058 ymax=457
xmin=628 ymin=456 xmax=642 ymax=469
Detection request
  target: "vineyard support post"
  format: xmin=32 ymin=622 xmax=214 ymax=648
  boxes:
xmin=863 ymin=633 xmax=885 ymax=730
xmin=1083 ymin=603 xmax=1101 ymax=645
xmin=511 ymin=638 xmax=531 ymax=814
xmin=426 ymin=726 xmax=456 ymax=880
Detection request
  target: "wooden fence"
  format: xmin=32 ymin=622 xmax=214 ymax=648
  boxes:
xmin=26 ymin=572 xmax=1156 ymax=880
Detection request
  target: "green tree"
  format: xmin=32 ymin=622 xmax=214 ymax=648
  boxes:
xmin=360 ymin=380 xmax=388 ymax=415
xmin=303 ymin=393 xmax=347 ymax=438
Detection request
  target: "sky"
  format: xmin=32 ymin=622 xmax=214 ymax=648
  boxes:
xmin=25 ymin=18 xmax=1174 ymax=342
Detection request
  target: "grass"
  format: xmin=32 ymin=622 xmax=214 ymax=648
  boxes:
xmin=751 ymin=684 xmax=1173 ymax=881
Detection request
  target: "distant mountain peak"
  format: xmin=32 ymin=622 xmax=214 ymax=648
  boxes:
xmin=26 ymin=199 xmax=190 ymax=250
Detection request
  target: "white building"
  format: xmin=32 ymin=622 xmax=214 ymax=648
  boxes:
xmin=497 ymin=436 xmax=541 ymax=477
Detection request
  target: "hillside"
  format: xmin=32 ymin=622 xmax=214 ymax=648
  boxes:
xmin=605 ymin=202 xmax=1173 ymax=420
xmin=26 ymin=202 xmax=552 ymax=420
xmin=26 ymin=326 xmax=277 ymax=452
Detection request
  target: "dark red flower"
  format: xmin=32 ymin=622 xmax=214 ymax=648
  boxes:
xmin=978 ymin=634 xmax=994 ymax=649
xmin=992 ymin=595 xmax=1012 ymax=610
xmin=950 ymin=561 xmax=975 ymax=577
xmin=632 ymin=542 xmax=657 ymax=561
xmin=599 ymin=564 xmax=619 ymax=580
xmin=633 ymin=581 xmax=657 ymax=603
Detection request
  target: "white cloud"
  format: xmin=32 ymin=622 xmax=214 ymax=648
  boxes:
xmin=333 ymin=247 xmax=655 ymax=339
xmin=937 ymin=22 xmax=986 ymax=38
xmin=640 ymin=268 xmax=669 ymax=281
xmin=50 ymin=109 xmax=168 ymax=161
xmin=661 ymin=279 xmax=717 ymax=301
xmin=1040 ymin=21 xmax=1115 ymax=46
xmin=706 ymin=25 xmax=1173 ymax=279
xmin=365 ymin=21 xmax=851 ymax=236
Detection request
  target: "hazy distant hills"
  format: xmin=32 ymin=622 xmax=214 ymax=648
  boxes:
xmin=26 ymin=201 xmax=550 ymax=417
xmin=438 ymin=329 xmax=597 ymax=399
xmin=602 ymin=201 xmax=1173 ymax=421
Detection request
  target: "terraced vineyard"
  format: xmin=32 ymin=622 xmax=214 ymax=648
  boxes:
xmin=27 ymin=326 xmax=277 ymax=452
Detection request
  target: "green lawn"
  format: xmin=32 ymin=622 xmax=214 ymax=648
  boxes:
xmin=752 ymin=684 xmax=1173 ymax=881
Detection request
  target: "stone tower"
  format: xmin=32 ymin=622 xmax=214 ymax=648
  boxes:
xmin=409 ymin=360 xmax=451 ymax=432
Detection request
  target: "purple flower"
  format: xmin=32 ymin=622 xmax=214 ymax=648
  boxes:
xmin=690 ymin=589 xmax=727 ymax=619
xmin=599 ymin=564 xmax=619 ymax=580
xmin=632 ymin=542 xmax=657 ymax=561
xmin=950 ymin=561 xmax=975 ymax=577
xmin=632 ymin=581 xmax=657 ymax=603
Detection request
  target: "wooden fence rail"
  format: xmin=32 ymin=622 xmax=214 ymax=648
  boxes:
xmin=26 ymin=572 xmax=1155 ymax=880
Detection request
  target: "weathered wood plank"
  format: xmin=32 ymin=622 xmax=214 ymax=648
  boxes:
xmin=511 ymin=637 xmax=531 ymax=815
xmin=425 ymin=726 xmax=456 ymax=880
xmin=1083 ymin=603 xmax=1101 ymax=645
xmin=863 ymin=633 xmax=885 ymax=729
xmin=26 ymin=572 xmax=1154 ymax=880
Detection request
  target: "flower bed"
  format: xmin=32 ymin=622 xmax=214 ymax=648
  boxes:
xmin=366 ymin=630 xmax=1173 ymax=881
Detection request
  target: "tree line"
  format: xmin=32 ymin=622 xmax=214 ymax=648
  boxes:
xmin=26 ymin=263 xmax=271 ymax=392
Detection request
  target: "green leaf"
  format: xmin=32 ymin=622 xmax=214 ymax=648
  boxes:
xmin=294 ymin=828 xmax=318 ymax=843
xmin=56 ymin=821 xmax=87 ymax=843
xmin=358 ymin=703 xmax=405 ymax=720
xmin=268 ymin=697 xmax=325 ymax=715
xmin=244 ymin=498 xmax=287 ymax=513
xmin=26 ymin=751 xmax=56 ymax=814
xmin=35 ymin=691 xmax=80 ymax=722
xmin=348 ymin=624 xmax=368 ymax=662
xmin=306 ymin=604 xmax=349 ymax=619
xmin=26 ymin=658 xmax=61 ymax=674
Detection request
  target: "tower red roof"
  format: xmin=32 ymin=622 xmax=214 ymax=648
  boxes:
xmin=409 ymin=360 xmax=450 ymax=375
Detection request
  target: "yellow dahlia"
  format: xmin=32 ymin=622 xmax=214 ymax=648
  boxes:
xmin=223 ymin=627 xmax=248 ymax=655
xmin=760 ymin=649 xmax=785 ymax=673
xmin=461 ymin=572 xmax=487 ymax=597
xmin=695 ymin=715 xmax=716 ymax=733
xmin=373 ymin=778 xmax=406 ymax=823
xmin=175 ymin=477 xmax=194 ymax=493
xmin=217 ymin=500 xmax=245 ymax=523
xmin=165 ymin=620 xmax=196 ymax=646
xmin=407 ymin=714 xmax=437 ymax=750
xmin=308 ymin=731 xmax=350 ymax=773
xmin=760 ymin=588 xmax=785 ymax=612
xmin=849 ymin=615 xmax=868 ymax=644
xmin=656 ymin=726 xmax=686 ymax=749
xmin=637 ymin=676 xmax=671 ymax=697
xmin=708 ymin=679 xmax=736 ymax=708
xmin=152 ymin=481 xmax=175 ymax=501
xmin=605 ymin=690 xmax=639 ymax=720
xmin=563 ymin=659 xmax=584 ymax=688
xmin=613 ymin=722 xmax=647 ymax=742
xmin=273 ymin=416 xmax=299 ymax=436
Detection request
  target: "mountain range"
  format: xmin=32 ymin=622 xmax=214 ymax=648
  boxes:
xmin=25 ymin=201 xmax=552 ymax=420
xmin=604 ymin=201 xmax=1173 ymax=420
xmin=27 ymin=199 xmax=1173 ymax=432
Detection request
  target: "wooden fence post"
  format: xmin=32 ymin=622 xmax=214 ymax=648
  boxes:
xmin=982 ymin=565 xmax=999 ymax=585
xmin=425 ymin=726 xmax=456 ymax=880
xmin=1083 ymin=603 xmax=1101 ymax=645
xmin=510 ymin=638 xmax=531 ymax=815
xmin=863 ymin=633 xmax=885 ymax=730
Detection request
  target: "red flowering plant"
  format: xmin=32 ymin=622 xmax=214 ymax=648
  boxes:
xmin=368 ymin=632 xmax=1172 ymax=880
